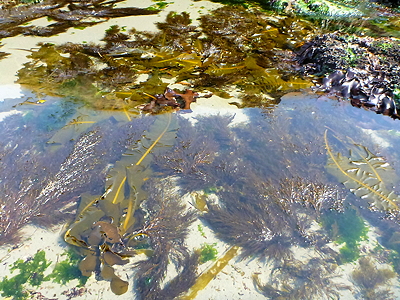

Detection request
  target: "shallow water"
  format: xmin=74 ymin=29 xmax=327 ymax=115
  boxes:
xmin=1 ymin=1 xmax=400 ymax=299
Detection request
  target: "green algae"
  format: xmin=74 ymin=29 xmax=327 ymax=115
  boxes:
xmin=0 ymin=249 xmax=89 ymax=300
xmin=199 ymin=243 xmax=218 ymax=264
xmin=47 ymin=250 xmax=88 ymax=286
xmin=0 ymin=250 xmax=51 ymax=300
xmin=322 ymin=206 xmax=368 ymax=263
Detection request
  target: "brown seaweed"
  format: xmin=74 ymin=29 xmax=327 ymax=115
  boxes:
xmin=0 ymin=0 xmax=159 ymax=39
xmin=352 ymin=257 xmax=396 ymax=300
xmin=16 ymin=7 xmax=315 ymax=110
xmin=132 ymin=179 xmax=197 ymax=300
xmin=253 ymin=258 xmax=350 ymax=299
xmin=64 ymin=113 xmax=182 ymax=294
xmin=0 ymin=113 xmax=150 ymax=246
xmin=203 ymin=176 xmax=342 ymax=262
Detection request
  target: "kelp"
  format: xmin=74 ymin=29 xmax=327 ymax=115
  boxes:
xmin=0 ymin=113 xmax=150 ymax=245
xmin=324 ymin=129 xmax=400 ymax=216
xmin=16 ymin=7 xmax=315 ymax=110
xmin=0 ymin=0 xmax=159 ymax=39
xmin=64 ymin=113 xmax=180 ymax=294
xmin=180 ymin=246 xmax=240 ymax=300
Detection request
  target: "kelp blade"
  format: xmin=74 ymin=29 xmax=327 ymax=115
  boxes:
xmin=324 ymin=130 xmax=400 ymax=212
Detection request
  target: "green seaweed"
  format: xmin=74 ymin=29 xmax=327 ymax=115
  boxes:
xmin=199 ymin=243 xmax=218 ymax=264
xmin=0 ymin=250 xmax=51 ymax=300
xmin=321 ymin=206 xmax=368 ymax=263
xmin=47 ymin=250 xmax=88 ymax=286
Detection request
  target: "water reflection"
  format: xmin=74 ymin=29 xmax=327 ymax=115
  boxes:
xmin=2 ymin=84 xmax=400 ymax=298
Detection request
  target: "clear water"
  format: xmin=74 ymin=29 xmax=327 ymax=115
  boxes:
xmin=1 ymin=1 xmax=400 ymax=300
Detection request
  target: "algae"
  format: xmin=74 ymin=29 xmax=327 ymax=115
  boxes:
xmin=322 ymin=206 xmax=368 ymax=263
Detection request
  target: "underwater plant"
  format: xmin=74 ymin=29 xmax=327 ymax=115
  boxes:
xmin=132 ymin=178 xmax=197 ymax=300
xmin=253 ymin=257 xmax=350 ymax=299
xmin=322 ymin=206 xmax=369 ymax=263
xmin=203 ymin=175 xmax=343 ymax=262
xmin=63 ymin=113 xmax=189 ymax=295
xmin=324 ymin=130 xmax=400 ymax=219
xmin=352 ymin=256 xmax=396 ymax=300
xmin=0 ymin=112 xmax=151 ymax=245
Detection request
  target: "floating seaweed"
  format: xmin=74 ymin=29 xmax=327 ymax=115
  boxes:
xmin=16 ymin=7 xmax=315 ymax=110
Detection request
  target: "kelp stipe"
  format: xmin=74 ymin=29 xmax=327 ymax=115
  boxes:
xmin=324 ymin=129 xmax=400 ymax=215
xmin=64 ymin=113 xmax=179 ymax=294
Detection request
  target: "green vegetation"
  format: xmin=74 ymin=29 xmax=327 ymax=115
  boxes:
xmin=0 ymin=249 xmax=87 ymax=300
xmin=322 ymin=206 xmax=368 ymax=263
xmin=47 ymin=249 xmax=88 ymax=286
xmin=198 ymin=224 xmax=207 ymax=238
xmin=199 ymin=243 xmax=218 ymax=264
xmin=0 ymin=250 xmax=51 ymax=300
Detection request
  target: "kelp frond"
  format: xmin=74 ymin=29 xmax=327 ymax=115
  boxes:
xmin=324 ymin=129 xmax=400 ymax=212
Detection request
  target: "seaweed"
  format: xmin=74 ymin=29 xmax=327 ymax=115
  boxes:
xmin=325 ymin=130 xmax=400 ymax=217
xmin=352 ymin=257 xmax=396 ymax=300
xmin=0 ymin=112 xmax=151 ymax=246
xmin=133 ymin=178 xmax=197 ymax=300
xmin=181 ymin=245 xmax=240 ymax=300
xmin=322 ymin=206 xmax=369 ymax=263
xmin=198 ymin=243 xmax=218 ymax=264
xmin=203 ymin=176 xmax=342 ymax=262
xmin=0 ymin=0 xmax=159 ymax=39
xmin=47 ymin=249 xmax=88 ymax=286
xmin=0 ymin=250 xmax=51 ymax=300
xmin=253 ymin=258 xmax=350 ymax=299
xmin=64 ymin=113 xmax=182 ymax=295
xmin=16 ymin=7 xmax=315 ymax=110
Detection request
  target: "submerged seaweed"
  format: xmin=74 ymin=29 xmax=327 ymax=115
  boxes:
xmin=0 ymin=113 xmax=150 ymax=245
xmin=352 ymin=257 xmax=396 ymax=300
xmin=253 ymin=258 xmax=350 ymax=299
xmin=203 ymin=176 xmax=342 ymax=262
xmin=133 ymin=179 xmax=197 ymax=300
